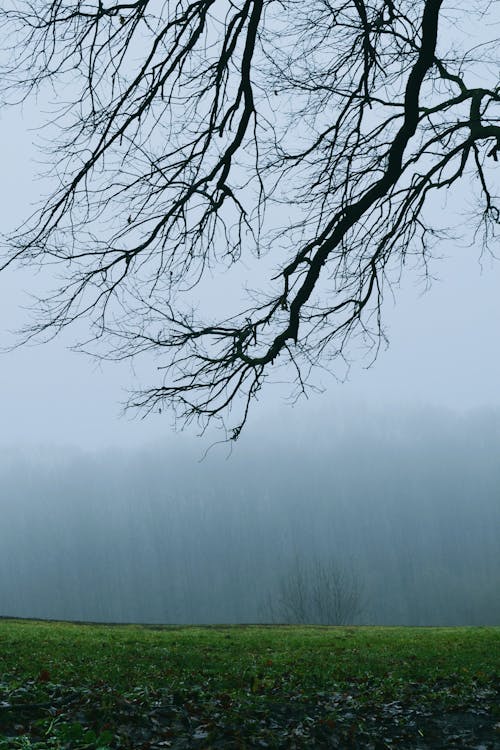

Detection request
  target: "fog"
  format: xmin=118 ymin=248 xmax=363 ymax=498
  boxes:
xmin=1 ymin=406 xmax=498 ymax=626
xmin=0 ymin=4 xmax=499 ymax=635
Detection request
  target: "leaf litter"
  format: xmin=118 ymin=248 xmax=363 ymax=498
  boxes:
xmin=1 ymin=673 xmax=499 ymax=749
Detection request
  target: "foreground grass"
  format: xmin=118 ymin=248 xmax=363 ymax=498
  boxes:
xmin=0 ymin=620 xmax=499 ymax=748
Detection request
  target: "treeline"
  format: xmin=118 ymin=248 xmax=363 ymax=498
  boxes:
xmin=1 ymin=407 xmax=499 ymax=625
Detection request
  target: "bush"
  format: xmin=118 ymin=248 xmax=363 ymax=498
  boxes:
xmin=262 ymin=556 xmax=364 ymax=625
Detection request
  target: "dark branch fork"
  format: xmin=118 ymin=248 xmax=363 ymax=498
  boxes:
xmin=0 ymin=0 xmax=498 ymax=437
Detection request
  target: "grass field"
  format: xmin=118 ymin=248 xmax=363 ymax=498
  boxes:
xmin=0 ymin=620 xmax=499 ymax=748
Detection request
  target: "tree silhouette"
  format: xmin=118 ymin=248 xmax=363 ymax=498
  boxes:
xmin=0 ymin=1 xmax=498 ymax=437
xmin=262 ymin=556 xmax=364 ymax=625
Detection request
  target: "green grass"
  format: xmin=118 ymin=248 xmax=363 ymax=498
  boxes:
xmin=0 ymin=620 xmax=499 ymax=748
xmin=1 ymin=620 xmax=498 ymax=690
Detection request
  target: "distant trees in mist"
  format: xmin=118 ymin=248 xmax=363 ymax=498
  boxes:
xmin=0 ymin=409 xmax=499 ymax=626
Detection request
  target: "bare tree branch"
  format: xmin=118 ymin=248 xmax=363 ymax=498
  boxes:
xmin=0 ymin=0 xmax=498 ymax=438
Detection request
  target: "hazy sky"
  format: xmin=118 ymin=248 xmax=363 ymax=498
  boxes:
xmin=1 ymin=58 xmax=499 ymax=452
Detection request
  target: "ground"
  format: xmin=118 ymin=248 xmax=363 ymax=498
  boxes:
xmin=0 ymin=621 xmax=499 ymax=748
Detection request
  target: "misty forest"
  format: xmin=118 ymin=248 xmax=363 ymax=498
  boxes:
xmin=1 ymin=408 xmax=499 ymax=627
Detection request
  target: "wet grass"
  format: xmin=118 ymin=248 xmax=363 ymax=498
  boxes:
xmin=1 ymin=620 xmax=498 ymax=691
xmin=0 ymin=619 xmax=499 ymax=748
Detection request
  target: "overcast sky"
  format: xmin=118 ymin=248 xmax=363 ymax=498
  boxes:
xmin=1 ymin=60 xmax=500 ymax=453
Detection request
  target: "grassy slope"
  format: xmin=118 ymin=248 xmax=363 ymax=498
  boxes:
xmin=0 ymin=620 xmax=499 ymax=748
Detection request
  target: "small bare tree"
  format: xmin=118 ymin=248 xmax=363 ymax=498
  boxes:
xmin=263 ymin=556 xmax=364 ymax=625
xmin=0 ymin=2 xmax=498 ymax=438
